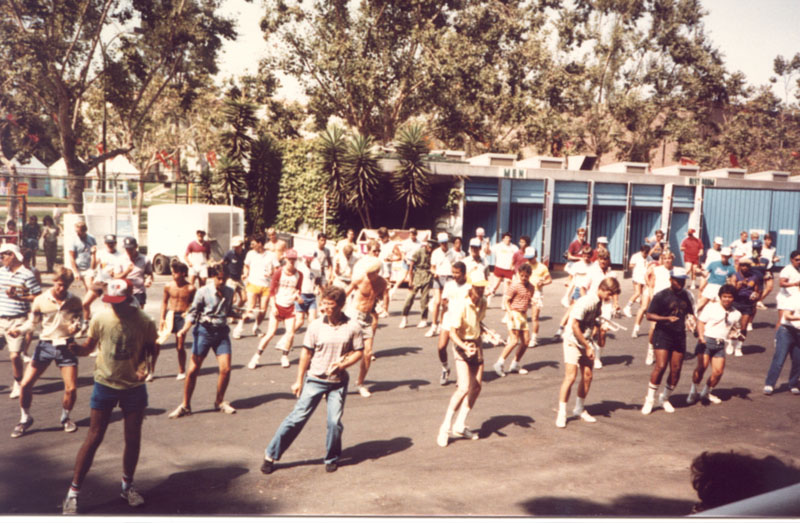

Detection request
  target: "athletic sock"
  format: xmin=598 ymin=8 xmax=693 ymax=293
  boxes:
xmin=60 ymin=408 xmax=70 ymax=424
xmin=496 ymin=356 xmax=505 ymax=365
xmin=689 ymin=383 xmax=697 ymax=396
xmin=122 ymin=476 xmax=133 ymax=492
xmin=67 ymin=483 xmax=80 ymax=499
xmin=700 ymin=384 xmax=710 ymax=397
xmin=558 ymin=401 xmax=567 ymax=415
xmin=574 ymin=397 xmax=585 ymax=414
xmin=442 ymin=407 xmax=456 ymax=432
xmin=453 ymin=404 xmax=471 ymax=432
xmin=661 ymin=385 xmax=674 ymax=400
xmin=20 ymin=407 xmax=30 ymax=424
xmin=646 ymin=383 xmax=658 ymax=401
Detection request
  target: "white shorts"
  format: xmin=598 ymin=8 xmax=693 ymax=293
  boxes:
xmin=777 ymin=294 xmax=797 ymax=311
xmin=189 ymin=264 xmax=208 ymax=279
xmin=702 ymin=283 xmax=721 ymax=301
xmin=632 ymin=273 xmax=646 ymax=285
xmin=0 ymin=316 xmax=27 ymax=353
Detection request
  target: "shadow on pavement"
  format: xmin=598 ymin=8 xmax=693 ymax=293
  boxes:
xmin=32 ymin=376 xmax=94 ymax=394
xmin=375 ymin=346 xmax=423 ymax=358
xmin=588 ymin=400 xmax=640 ymax=417
xmin=72 ymin=407 xmax=167 ymax=429
xmin=600 ymin=354 xmax=634 ymax=367
xmin=84 ymin=465 xmax=256 ymax=515
xmin=714 ymin=386 xmax=751 ymax=401
xmin=366 ymin=379 xmax=429 ymax=393
xmin=519 ymin=493 xmax=694 ymax=516
xmin=743 ymin=344 xmax=765 ymax=355
xmin=275 ymin=437 xmax=414 ymax=471
xmin=232 ymin=392 xmax=295 ymax=410
xmin=478 ymin=414 xmax=535 ymax=438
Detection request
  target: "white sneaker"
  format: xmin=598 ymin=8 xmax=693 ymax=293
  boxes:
xmin=398 ymin=317 xmax=407 ymax=329
xmin=416 ymin=320 xmax=428 ymax=329
xmin=756 ymin=301 xmax=767 ymax=310
xmin=747 ymin=323 xmax=753 ymax=332
xmin=734 ymin=345 xmax=743 ymax=357
xmin=791 ymin=387 xmax=800 ymax=395
xmin=21 ymin=353 xmax=32 ymax=364
xmin=528 ymin=335 xmax=538 ymax=348
xmin=554 ymin=327 xmax=563 ymax=341
xmin=641 ymin=398 xmax=654 ymax=415
xmin=247 ymin=352 xmax=260 ymax=370
xmin=437 ymin=425 xmax=449 ymax=447
xmin=623 ymin=305 xmax=632 ymax=318
xmin=145 ymin=373 xmax=154 ymax=382
xmin=576 ymin=410 xmax=597 ymax=423
xmin=560 ymin=295 xmax=571 ymax=308
xmin=556 ymin=411 xmax=567 ymax=428
xmin=9 ymin=381 xmax=21 ymax=399
xmin=280 ymin=353 xmax=290 ymax=368
xmin=493 ymin=360 xmax=506 ymax=377
xmin=175 ymin=373 xmax=186 ymax=381
xmin=214 ymin=401 xmax=236 ymax=414
xmin=594 ymin=354 xmax=603 ymax=369
xmin=658 ymin=395 xmax=675 ymax=413
xmin=358 ymin=385 xmax=371 ymax=398
xmin=62 ymin=495 xmax=78 ymax=515
xmin=686 ymin=391 xmax=698 ymax=404
xmin=632 ymin=325 xmax=640 ymax=338
xmin=763 ymin=385 xmax=774 ymax=395
xmin=508 ymin=360 xmax=528 ymax=375
xmin=435 ymin=324 xmax=441 ymax=335
xmin=726 ymin=341 xmax=734 ymax=355
xmin=252 ymin=326 xmax=262 ymax=337
xmin=232 ymin=326 xmax=243 ymax=340
xmin=706 ymin=393 xmax=722 ymax=404
xmin=424 ymin=325 xmax=437 ymax=337
xmin=452 ymin=427 xmax=479 ymax=440
xmin=645 ymin=345 xmax=655 ymax=365
xmin=120 ymin=486 xmax=145 ymax=507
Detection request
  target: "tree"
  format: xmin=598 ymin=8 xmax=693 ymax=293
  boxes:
xmin=213 ymin=90 xmax=257 ymax=207
xmin=342 ymin=134 xmax=382 ymax=229
xmin=392 ymin=123 xmax=431 ymax=228
xmin=0 ymin=0 xmax=235 ymax=212
xmin=246 ymin=134 xmax=283 ymax=233
xmin=316 ymin=125 xmax=349 ymax=209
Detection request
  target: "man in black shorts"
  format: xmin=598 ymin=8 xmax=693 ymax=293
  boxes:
xmin=642 ymin=267 xmax=696 ymax=415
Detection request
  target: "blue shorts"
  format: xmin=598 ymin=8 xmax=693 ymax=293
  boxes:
xmin=90 ymin=382 xmax=148 ymax=412
xmin=695 ymin=337 xmax=727 ymax=359
xmin=33 ymin=339 xmax=78 ymax=368
xmin=571 ymin=287 xmax=582 ymax=301
xmin=433 ymin=276 xmax=451 ymax=290
xmin=295 ymin=293 xmax=317 ymax=313
xmin=172 ymin=313 xmax=186 ymax=334
xmin=192 ymin=323 xmax=232 ymax=358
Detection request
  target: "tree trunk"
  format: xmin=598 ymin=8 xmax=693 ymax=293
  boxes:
xmin=401 ymin=203 xmax=409 ymax=229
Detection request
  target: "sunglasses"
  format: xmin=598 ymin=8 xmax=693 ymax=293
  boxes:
xmin=0 ymin=252 xmax=13 ymax=257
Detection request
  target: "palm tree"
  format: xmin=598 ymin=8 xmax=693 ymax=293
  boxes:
xmin=343 ymin=133 xmax=381 ymax=229
xmin=392 ymin=123 xmax=431 ymax=228
xmin=316 ymin=125 xmax=348 ymax=207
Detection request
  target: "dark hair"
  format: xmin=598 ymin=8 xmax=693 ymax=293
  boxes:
xmin=690 ymin=451 xmax=766 ymax=512
xmin=640 ymin=244 xmax=650 ymax=252
xmin=502 ymin=232 xmax=512 ymax=240
xmin=171 ymin=260 xmax=189 ymax=275
xmin=321 ymin=285 xmax=346 ymax=306
xmin=518 ymin=263 xmax=532 ymax=276
xmin=196 ymin=230 xmax=205 ymax=235
xmin=43 ymin=215 xmax=54 ymax=226
xmin=718 ymin=284 xmax=736 ymax=298
xmin=377 ymin=227 xmax=388 ymax=239
xmin=317 ymin=232 xmax=327 ymax=240
xmin=252 ymin=234 xmax=265 ymax=245
xmin=599 ymin=277 xmax=620 ymax=294
xmin=54 ymin=267 xmax=75 ymax=286
xmin=519 ymin=235 xmax=531 ymax=245
xmin=207 ymin=263 xmax=228 ymax=280
xmin=791 ymin=250 xmax=800 ymax=260
xmin=452 ymin=261 xmax=466 ymax=274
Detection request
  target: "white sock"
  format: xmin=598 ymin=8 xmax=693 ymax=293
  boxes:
xmin=20 ymin=407 xmax=30 ymax=423
xmin=60 ymin=408 xmax=70 ymax=424
xmin=496 ymin=356 xmax=505 ymax=365
xmin=700 ymin=384 xmax=710 ymax=397
xmin=442 ymin=407 xmax=456 ymax=432
xmin=646 ymin=383 xmax=658 ymax=401
xmin=558 ymin=401 xmax=567 ymax=414
xmin=453 ymin=404 xmax=471 ymax=432
xmin=689 ymin=383 xmax=697 ymax=396
xmin=574 ymin=397 xmax=585 ymax=413
xmin=661 ymin=385 xmax=674 ymax=400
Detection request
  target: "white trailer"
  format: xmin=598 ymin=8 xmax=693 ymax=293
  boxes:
xmin=147 ymin=204 xmax=244 ymax=274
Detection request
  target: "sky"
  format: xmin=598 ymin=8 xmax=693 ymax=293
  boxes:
xmin=215 ymin=0 xmax=800 ymax=103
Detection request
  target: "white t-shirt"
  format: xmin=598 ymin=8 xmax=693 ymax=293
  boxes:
xmin=704 ymin=248 xmax=722 ymax=268
xmin=95 ymin=249 xmax=124 ymax=283
xmin=778 ymin=265 xmax=800 ymax=300
xmin=781 ymin=294 xmax=800 ymax=328
xmin=491 ymin=242 xmax=518 ymax=270
xmin=587 ymin=263 xmax=613 ymax=293
xmin=630 ymin=252 xmax=647 ymax=283
xmin=699 ymin=301 xmax=741 ymax=340
xmin=431 ymin=247 xmax=457 ymax=277
xmin=730 ymin=239 xmax=752 ymax=258
xmin=571 ymin=260 xmax=591 ymax=291
xmin=245 ymin=249 xmax=277 ymax=287
xmin=464 ymin=257 xmax=487 ymax=280
xmin=297 ymin=260 xmax=321 ymax=294
xmin=400 ymin=239 xmax=421 ymax=262
xmin=652 ymin=265 xmax=672 ymax=294
xmin=441 ymin=280 xmax=471 ymax=329
xmin=334 ymin=252 xmax=358 ymax=282
xmin=379 ymin=240 xmax=397 ymax=262
xmin=761 ymin=246 xmax=777 ymax=270
xmin=564 ymin=293 xmax=602 ymax=346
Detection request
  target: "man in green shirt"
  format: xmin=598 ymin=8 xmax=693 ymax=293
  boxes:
xmin=399 ymin=239 xmax=436 ymax=329
xmin=62 ymin=279 xmax=158 ymax=515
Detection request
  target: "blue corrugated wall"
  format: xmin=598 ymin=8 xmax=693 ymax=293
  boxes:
xmin=702 ymin=189 xmax=771 ymax=251
xmin=768 ymin=191 xmax=800 ymax=264
xmin=509 ymin=205 xmax=543 ymax=254
xmin=552 ymin=207 xmax=587 ymax=262
xmin=630 ymin=210 xmax=661 ymax=252
xmin=669 ymin=212 xmax=690 ymax=264
xmin=591 ymin=208 xmax=626 ymax=264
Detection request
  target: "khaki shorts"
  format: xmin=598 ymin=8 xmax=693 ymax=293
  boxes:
xmin=189 ymin=265 xmax=208 ymax=279
xmin=505 ymin=310 xmax=529 ymax=332
xmin=226 ymin=278 xmax=244 ymax=293
xmin=563 ymin=340 xmax=593 ymax=367
xmin=246 ymin=283 xmax=270 ymax=299
xmin=0 ymin=316 xmax=28 ymax=353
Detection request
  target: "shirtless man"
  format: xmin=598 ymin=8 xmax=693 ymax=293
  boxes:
xmin=346 ymin=256 xmax=387 ymax=397
xmin=158 ymin=261 xmax=196 ymax=380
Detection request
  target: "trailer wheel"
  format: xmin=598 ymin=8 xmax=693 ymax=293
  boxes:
xmin=153 ymin=254 xmax=170 ymax=275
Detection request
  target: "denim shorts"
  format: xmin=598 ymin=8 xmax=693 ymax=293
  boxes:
xmin=295 ymin=293 xmax=317 ymax=313
xmin=90 ymin=382 xmax=148 ymax=412
xmin=192 ymin=323 xmax=232 ymax=358
xmin=172 ymin=313 xmax=186 ymax=334
xmin=695 ymin=337 xmax=727 ymax=358
xmin=33 ymin=339 xmax=78 ymax=368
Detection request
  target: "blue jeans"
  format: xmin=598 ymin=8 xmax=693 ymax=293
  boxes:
xmin=266 ymin=374 xmax=348 ymax=465
xmin=765 ymin=325 xmax=800 ymax=388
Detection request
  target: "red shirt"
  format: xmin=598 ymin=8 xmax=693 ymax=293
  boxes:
xmin=681 ymin=236 xmax=703 ymax=263
xmin=186 ymin=240 xmax=210 ymax=256
xmin=505 ymin=281 xmax=534 ymax=313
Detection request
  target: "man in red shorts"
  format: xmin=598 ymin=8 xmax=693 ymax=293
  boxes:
xmin=681 ymin=228 xmax=704 ymax=290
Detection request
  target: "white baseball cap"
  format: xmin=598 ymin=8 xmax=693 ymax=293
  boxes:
xmin=469 ymin=238 xmax=482 ymax=248
xmin=670 ymin=267 xmax=689 ymax=280
xmin=523 ymin=247 xmax=537 ymax=259
xmin=437 ymin=232 xmax=449 ymax=243
xmin=720 ymin=247 xmax=732 ymax=256
xmin=475 ymin=227 xmax=485 ymax=236
xmin=713 ymin=236 xmax=723 ymax=245
xmin=597 ymin=236 xmax=608 ymax=244
xmin=0 ymin=243 xmax=23 ymax=262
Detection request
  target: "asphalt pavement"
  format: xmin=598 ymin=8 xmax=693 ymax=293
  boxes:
xmin=1 ymin=270 xmax=799 ymax=516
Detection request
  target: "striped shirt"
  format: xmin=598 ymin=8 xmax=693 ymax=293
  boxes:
xmin=304 ymin=314 xmax=364 ymax=383
xmin=0 ymin=265 xmax=41 ymax=317
xmin=505 ymin=281 xmax=534 ymax=313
